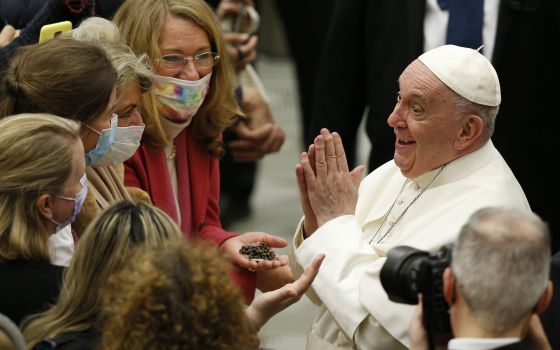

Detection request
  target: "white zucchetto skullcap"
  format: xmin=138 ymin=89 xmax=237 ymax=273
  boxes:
xmin=418 ymin=45 xmax=501 ymax=107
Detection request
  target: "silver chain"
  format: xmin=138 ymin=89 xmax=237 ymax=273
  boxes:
xmin=369 ymin=164 xmax=447 ymax=244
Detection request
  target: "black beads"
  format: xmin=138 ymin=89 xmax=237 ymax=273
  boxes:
xmin=239 ymin=243 xmax=277 ymax=260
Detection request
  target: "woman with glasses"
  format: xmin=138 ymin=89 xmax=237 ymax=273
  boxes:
xmin=0 ymin=38 xmax=118 ymax=266
xmin=0 ymin=114 xmax=85 ymax=326
xmin=114 ymin=0 xmax=292 ymax=303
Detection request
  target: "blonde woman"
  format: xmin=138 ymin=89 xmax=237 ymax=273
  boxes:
xmin=0 ymin=114 xmax=85 ymax=325
xmin=0 ymin=38 xmax=118 ymax=266
xmin=114 ymin=0 xmax=291 ymax=303
xmin=22 ymin=201 xmax=183 ymax=349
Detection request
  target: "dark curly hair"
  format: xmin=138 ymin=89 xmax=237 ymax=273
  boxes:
xmin=100 ymin=239 xmax=260 ymax=350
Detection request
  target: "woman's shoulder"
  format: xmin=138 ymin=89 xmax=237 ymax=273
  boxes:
xmin=0 ymin=260 xmax=64 ymax=292
xmin=31 ymin=331 xmax=99 ymax=350
xmin=0 ymin=259 xmax=64 ymax=276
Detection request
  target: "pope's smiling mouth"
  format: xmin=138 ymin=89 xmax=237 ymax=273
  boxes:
xmin=397 ymin=139 xmax=415 ymax=145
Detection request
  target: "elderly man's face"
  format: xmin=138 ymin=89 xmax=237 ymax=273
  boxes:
xmin=387 ymin=60 xmax=464 ymax=179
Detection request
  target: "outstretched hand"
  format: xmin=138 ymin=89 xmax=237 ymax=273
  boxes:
xmin=221 ymin=231 xmax=288 ymax=271
xmin=246 ymin=253 xmax=325 ymax=329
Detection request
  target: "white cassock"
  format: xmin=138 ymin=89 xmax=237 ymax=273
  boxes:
xmin=290 ymin=141 xmax=530 ymax=350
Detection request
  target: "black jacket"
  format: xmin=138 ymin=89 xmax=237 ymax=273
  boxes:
xmin=0 ymin=259 xmax=64 ymax=326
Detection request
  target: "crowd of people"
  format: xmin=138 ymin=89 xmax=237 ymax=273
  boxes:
xmin=0 ymin=0 xmax=557 ymax=349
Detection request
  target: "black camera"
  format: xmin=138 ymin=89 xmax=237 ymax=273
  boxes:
xmin=380 ymin=244 xmax=453 ymax=336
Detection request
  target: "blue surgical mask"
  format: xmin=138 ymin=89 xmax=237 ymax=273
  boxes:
xmin=89 ymin=125 xmax=145 ymax=168
xmin=50 ymin=174 xmax=88 ymax=233
xmin=84 ymin=114 xmax=118 ymax=166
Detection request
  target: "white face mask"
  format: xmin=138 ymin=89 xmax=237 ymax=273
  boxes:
xmin=89 ymin=125 xmax=145 ymax=168
xmin=154 ymin=73 xmax=212 ymax=124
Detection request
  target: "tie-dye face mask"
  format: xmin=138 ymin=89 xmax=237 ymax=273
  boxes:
xmin=154 ymin=73 xmax=212 ymax=124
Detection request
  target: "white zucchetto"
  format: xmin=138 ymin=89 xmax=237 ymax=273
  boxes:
xmin=418 ymin=45 xmax=501 ymax=107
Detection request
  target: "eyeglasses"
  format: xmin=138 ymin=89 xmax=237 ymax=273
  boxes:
xmin=158 ymin=52 xmax=220 ymax=70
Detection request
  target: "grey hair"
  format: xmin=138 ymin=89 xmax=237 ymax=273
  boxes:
xmin=63 ymin=17 xmax=155 ymax=104
xmin=102 ymin=43 xmax=154 ymax=104
xmin=449 ymin=92 xmax=499 ymax=142
xmin=61 ymin=17 xmax=121 ymax=44
xmin=451 ymin=207 xmax=550 ymax=334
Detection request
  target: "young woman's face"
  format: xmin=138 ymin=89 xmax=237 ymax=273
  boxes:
xmin=46 ymin=139 xmax=86 ymax=231
xmin=156 ymin=15 xmax=214 ymax=81
xmin=81 ymin=86 xmax=118 ymax=152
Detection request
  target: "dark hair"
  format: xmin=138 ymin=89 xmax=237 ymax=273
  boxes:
xmin=0 ymin=38 xmax=117 ymax=125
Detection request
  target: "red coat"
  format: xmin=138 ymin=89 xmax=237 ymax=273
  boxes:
xmin=124 ymin=126 xmax=256 ymax=302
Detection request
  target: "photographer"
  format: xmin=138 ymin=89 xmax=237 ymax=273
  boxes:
xmin=409 ymin=207 xmax=552 ymax=350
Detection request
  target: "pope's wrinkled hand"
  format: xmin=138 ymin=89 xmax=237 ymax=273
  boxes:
xmin=300 ymin=129 xmax=364 ymax=229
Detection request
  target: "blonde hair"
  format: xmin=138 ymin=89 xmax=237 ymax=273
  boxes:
xmin=65 ymin=17 xmax=155 ymax=106
xmin=0 ymin=114 xmax=81 ymax=263
xmin=107 ymin=44 xmax=155 ymax=106
xmin=0 ymin=38 xmax=117 ymax=126
xmin=101 ymin=239 xmax=259 ymax=350
xmin=0 ymin=330 xmax=16 ymax=350
xmin=22 ymin=201 xmax=183 ymax=347
xmin=114 ymin=0 xmax=240 ymax=156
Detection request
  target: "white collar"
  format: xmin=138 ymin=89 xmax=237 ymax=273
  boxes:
xmin=448 ymin=337 xmax=520 ymax=350
xmin=410 ymin=140 xmax=496 ymax=188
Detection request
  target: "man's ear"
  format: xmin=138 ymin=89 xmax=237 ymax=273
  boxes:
xmin=36 ymin=194 xmax=54 ymax=221
xmin=535 ymin=281 xmax=553 ymax=315
xmin=443 ymin=267 xmax=456 ymax=305
xmin=455 ymin=114 xmax=484 ymax=151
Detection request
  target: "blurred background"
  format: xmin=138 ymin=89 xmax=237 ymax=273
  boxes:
xmin=228 ymin=2 xmax=369 ymax=348
xmin=228 ymin=3 xmax=317 ymax=348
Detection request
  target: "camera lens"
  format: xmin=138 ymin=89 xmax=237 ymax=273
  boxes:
xmin=380 ymin=246 xmax=430 ymax=304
